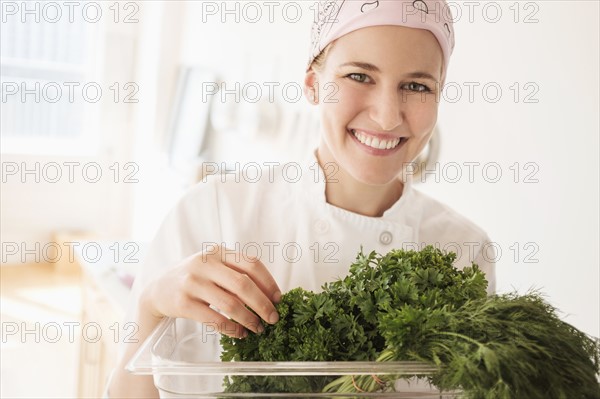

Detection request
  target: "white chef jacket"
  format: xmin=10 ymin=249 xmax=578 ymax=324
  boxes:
xmin=120 ymin=151 xmax=496 ymax=395
xmin=129 ymin=152 xmax=495 ymax=298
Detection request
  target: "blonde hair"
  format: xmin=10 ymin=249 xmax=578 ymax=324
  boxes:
xmin=310 ymin=43 xmax=334 ymax=72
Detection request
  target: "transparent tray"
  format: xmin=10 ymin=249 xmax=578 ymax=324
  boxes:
xmin=128 ymin=318 xmax=463 ymax=398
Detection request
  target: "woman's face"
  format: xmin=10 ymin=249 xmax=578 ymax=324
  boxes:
xmin=306 ymin=25 xmax=443 ymax=186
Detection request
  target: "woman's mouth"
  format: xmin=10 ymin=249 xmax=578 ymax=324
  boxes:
xmin=349 ymin=129 xmax=408 ymax=152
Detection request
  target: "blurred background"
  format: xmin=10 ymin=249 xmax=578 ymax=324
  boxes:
xmin=0 ymin=1 xmax=598 ymax=398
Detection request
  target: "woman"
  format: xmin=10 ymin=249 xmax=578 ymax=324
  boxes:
xmin=108 ymin=1 xmax=496 ymax=397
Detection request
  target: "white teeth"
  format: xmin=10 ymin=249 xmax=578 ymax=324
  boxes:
xmin=352 ymin=129 xmax=403 ymax=150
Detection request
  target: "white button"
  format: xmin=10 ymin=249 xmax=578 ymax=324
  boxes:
xmin=379 ymin=231 xmax=393 ymax=245
xmin=314 ymin=220 xmax=329 ymax=234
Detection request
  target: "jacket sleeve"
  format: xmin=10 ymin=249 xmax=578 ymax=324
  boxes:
xmin=116 ymin=178 xmax=222 ymax=359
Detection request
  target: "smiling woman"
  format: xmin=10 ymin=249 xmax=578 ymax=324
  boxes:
xmin=307 ymin=25 xmax=444 ymax=215
xmin=107 ymin=1 xmax=499 ymax=398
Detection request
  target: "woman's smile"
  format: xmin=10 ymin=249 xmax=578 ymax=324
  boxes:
xmin=348 ymin=128 xmax=409 ymax=155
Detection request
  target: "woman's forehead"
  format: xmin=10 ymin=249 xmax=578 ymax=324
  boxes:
xmin=328 ymin=26 xmax=443 ymax=76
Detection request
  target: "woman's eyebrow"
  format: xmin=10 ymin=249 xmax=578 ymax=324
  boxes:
xmin=339 ymin=61 xmax=380 ymax=72
xmin=339 ymin=62 xmax=438 ymax=82
xmin=404 ymin=71 xmax=438 ymax=82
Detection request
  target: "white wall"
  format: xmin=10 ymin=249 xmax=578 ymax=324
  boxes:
xmin=418 ymin=1 xmax=599 ymax=337
xmin=175 ymin=1 xmax=599 ymax=337
xmin=1 ymin=12 xmax=139 ymax=251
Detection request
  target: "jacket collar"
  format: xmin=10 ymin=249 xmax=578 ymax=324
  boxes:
xmin=299 ymin=149 xmax=420 ymax=226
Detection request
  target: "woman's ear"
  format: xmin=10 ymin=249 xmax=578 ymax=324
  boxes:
xmin=304 ymin=69 xmax=319 ymax=104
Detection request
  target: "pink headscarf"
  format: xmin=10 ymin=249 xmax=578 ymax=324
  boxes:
xmin=308 ymin=0 xmax=455 ymax=75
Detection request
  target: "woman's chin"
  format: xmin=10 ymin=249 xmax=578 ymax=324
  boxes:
xmin=349 ymin=168 xmax=402 ymax=187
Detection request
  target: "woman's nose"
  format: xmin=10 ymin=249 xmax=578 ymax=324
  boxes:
xmin=369 ymin=89 xmax=404 ymax=132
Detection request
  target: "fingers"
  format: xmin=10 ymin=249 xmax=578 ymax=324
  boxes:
xmin=201 ymin=247 xmax=281 ymax=303
xmin=147 ymin=246 xmax=282 ymax=339
xmin=224 ymin=256 xmax=282 ymax=303
xmin=205 ymin=261 xmax=280 ymax=326
xmin=188 ymin=277 xmax=265 ymax=334
xmin=177 ymin=296 xmax=247 ymax=339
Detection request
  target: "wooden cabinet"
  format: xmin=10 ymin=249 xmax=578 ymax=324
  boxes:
xmin=74 ymin=242 xmax=136 ymax=399
xmin=78 ymin=270 xmax=120 ymax=398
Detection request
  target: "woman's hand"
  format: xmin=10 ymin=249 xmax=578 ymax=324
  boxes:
xmin=142 ymin=245 xmax=282 ymax=338
xmin=108 ymin=245 xmax=280 ymax=398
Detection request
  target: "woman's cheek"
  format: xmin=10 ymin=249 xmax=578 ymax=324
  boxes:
xmin=336 ymin=85 xmax=366 ymax=117
xmin=322 ymin=87 xmax=354 ymax=125
xmin=318 ymin=75 xmax=343 ymax=103
xmin=408 ymin=101 xmax=438 ymax=132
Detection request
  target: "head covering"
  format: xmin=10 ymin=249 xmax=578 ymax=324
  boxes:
xmin=308 ymin=0 xmax=455 ymax=75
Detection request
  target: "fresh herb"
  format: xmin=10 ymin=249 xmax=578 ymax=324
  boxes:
xmin=220 ymin=246 xmax=600 ymax=397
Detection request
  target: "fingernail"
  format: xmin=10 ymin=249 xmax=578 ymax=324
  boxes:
xmin=241 ymin=329 xmax=248 ymax=338
xmin=272 ymin=291 xmax=282 ymax=303
xmin=268 ymin=311 xmax=279 ymax=324
xmin=256 ymin=323 xmax=265 ymax=334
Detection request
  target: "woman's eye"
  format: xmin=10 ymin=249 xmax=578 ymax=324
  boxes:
xmin=347 ymin=73 xmax=371 ymax=83
xmin=404 ymin=82 xmax=431 ymax=92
